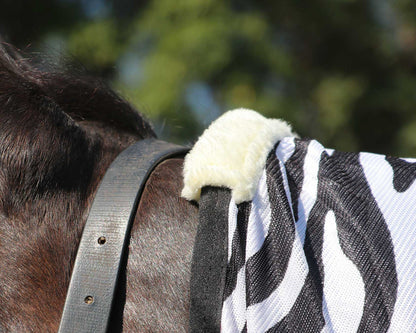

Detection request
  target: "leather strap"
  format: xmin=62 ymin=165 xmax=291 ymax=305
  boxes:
xmin=58 ymin=139 xmax=188 ymax=333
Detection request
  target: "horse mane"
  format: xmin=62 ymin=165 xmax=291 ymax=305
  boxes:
xmin=0 ymin=44 xmax=197 ymax=332
xmin=0 ymin=43 xmax=155 ymax=212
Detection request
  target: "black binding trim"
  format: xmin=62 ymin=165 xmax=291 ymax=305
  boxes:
xmin=189 ymin=187 xmax=231 ymax=333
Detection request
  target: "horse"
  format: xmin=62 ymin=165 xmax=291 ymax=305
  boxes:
xmin=0 ymin=44 xmax=199 ymax=332
xmin=2 ymin=43 xmax=416 ymax=333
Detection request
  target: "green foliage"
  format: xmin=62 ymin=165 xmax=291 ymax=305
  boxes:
xmin=398 ymin=121 xmax=416 ymax=156
xmin=3 ymin=0 xmax=416 ymax=155
xmin=314 ymin=76 xmax=366 ymax=151
xmin=67 ymin=20 xmax=123 ymax=71
xmin=124 ymin=0 xmax=301 ymax=142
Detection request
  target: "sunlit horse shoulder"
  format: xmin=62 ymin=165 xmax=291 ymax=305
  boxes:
xmin=0 ymin=45 xmax=198 ymax=332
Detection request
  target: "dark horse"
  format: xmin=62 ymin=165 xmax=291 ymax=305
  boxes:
xmin=0 ymin=44 xmax=199 ymax=332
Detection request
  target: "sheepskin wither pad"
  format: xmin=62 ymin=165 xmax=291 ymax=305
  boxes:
xmin=183 ymin=109 xmax=416 ymax=333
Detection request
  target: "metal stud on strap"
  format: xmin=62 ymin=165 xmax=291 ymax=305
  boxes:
xmin=58 ymin=139 xmax=188 ymax=333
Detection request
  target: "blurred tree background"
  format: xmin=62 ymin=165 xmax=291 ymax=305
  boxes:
xmin=1 ymin=0 xmax=416 ymax=156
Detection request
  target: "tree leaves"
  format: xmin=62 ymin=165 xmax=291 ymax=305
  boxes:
xmin=3 ymin=0 xmax=416 ymax=156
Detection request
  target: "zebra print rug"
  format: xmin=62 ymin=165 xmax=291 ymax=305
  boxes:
xmin=183 ymin=110 xmax=416 ymax=332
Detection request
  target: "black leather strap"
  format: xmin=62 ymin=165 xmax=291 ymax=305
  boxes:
xmin=58 ymin=139 xmax=188 ymax=333
xmin=189 ymin=187 xmax=230 ymax=332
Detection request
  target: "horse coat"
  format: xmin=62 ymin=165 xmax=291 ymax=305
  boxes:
xmin=182 ymin=109 xmax=416 ymax=333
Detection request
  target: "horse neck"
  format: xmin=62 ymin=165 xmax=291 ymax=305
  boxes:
xmin=0 ymin=130 xmax=124 ymax=331
xmin=112 ymin=158 xmax=198 ymax=332
xmin=0 ymin=139 xmax=198 ymax=332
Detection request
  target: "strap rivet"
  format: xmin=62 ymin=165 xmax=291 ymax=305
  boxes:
xmin=97 ymin=236 xmax=106 ymax=245
xmin=84 ymin=296 xmax=94 ymax=305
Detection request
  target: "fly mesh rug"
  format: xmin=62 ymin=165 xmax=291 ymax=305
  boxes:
xmin=182 ymin=109 xmax=416 ymax=333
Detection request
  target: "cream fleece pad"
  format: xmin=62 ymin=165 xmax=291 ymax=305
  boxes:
xmin=181 ymin=108 xmax=297 ymax=204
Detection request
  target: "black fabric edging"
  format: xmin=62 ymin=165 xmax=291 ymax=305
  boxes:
xmin=189 ymin=186 xmax=231 ymax=333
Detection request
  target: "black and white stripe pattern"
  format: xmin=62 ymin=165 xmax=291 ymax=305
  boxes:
xmin=220 ymin=137 xmax=416 ymax=332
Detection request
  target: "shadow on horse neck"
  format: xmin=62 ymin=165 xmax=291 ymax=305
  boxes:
xmin=0 ymin=44 xmax=198 ymax=332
